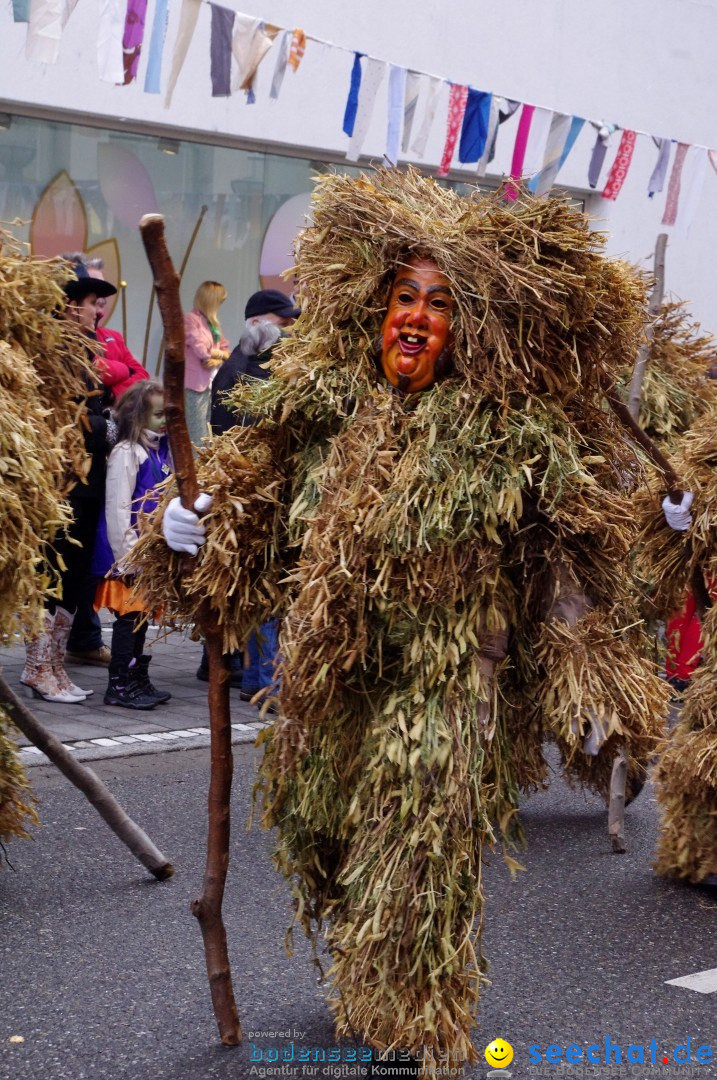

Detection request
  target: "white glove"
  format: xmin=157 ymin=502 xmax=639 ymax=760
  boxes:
xmin=662 ymin=491 xmax=693 ymax=532
xmin=162 ymin=493 xmax=213 ymax=555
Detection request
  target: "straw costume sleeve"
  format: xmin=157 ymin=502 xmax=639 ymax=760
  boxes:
xmin=105 ymin=441 xmax=145 ymax=568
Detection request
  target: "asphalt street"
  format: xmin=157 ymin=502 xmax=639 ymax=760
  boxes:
xmin=0 ymin=744 xmax=715 ymax=1080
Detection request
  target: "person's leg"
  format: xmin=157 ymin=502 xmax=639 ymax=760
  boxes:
xmin=105 ymin=611 xmax=156 ymax=710
xmin=66 ymin=574 xmax=107 ymax=660
xmin=129 ymin=616 xmax=172 ymax=704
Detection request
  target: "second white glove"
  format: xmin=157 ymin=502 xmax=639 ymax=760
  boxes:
xmin=162 ymin=493 xmax=213 ymax=555
xmin=662 ymin=491 xmax=694 ymax=532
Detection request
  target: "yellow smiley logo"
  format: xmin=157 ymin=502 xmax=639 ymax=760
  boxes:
xmin=485 ymin=1039 xmax=514 ymax=1069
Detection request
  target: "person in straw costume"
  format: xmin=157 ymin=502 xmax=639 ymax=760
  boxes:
xmin=134 ymin=168 xmax=669 ymax=1072
xmin=638 ymin=435 xmax=717 ymax=888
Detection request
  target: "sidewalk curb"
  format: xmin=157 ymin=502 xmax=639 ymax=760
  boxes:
xmin=20 ymin=724 xmax=267 ymax=768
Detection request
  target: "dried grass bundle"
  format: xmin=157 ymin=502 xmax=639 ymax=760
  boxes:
xmin=624 ymin=300 xmax=717 ymax=448
xmin=129 ymin=169 xmax=668 ymax=1059
xmin=0 ymin=710 xmax=38 ymax=857
xmin=0 ymin=228 xmax=96 ymax=641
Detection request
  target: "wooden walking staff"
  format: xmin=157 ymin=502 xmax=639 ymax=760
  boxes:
xmin=0 ymin=674 xmax=174 ymax=879
xmin=138 ymin=213 xmax=242 ymax=1047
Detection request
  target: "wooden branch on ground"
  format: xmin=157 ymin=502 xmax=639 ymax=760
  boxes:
xmin=139 ymin=213 xmax=242 ymax=1047
xmin=608 ymin=749 xmax=628 ymax=854
xmin=627 ymin=233 xmax=668 ymax=422
xmin=0 ymin=675 xmax=174 ymax=879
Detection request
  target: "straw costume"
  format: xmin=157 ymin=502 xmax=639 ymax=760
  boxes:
xmin=0 ymin=230 xmax=97 ymax=855
xmin=636 ymin=408 xmax=717 ymax=884
xmin=130 ymin=169 xmax=669 ymax=1066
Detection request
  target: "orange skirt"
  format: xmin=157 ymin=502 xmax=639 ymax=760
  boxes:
xmin=94 ymin=577 xmax=155 ymax=618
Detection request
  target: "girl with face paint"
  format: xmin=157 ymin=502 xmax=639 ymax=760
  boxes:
xmin=92 ymin=381 xmax=172 ymax=710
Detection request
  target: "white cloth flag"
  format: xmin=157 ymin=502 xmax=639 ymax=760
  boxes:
xmin=411 ymin=76 xmax=443 ymax=158
xmin=346 ymin=57 xmax=385 ymax=162
xmin=529 ymin=111 xmax=572 ymax=195
xmin=401 ymin=71 xmax=422 ymax=153
xmin=385 ymin=65 xmax=406 ymax=166
xmin=521 ymin=107 xmax=553 ymax=178
xmin=231 ymin=14 xmax=275 ymax=95
xmin=164 ymin=0 xmax=201 ymax=107
xmin=26 ymin=0 xmax=77 ymax=63
xmin=676 ymin=146 xmax=708 ymax=233
xmin=97 ymin=0 xmax=125 ymax=83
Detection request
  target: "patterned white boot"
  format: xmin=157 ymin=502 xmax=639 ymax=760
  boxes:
xmin=21 ymin=612 xmax=78 ymax=703
xmin=50 ymin=607 xmax=92 ymax=700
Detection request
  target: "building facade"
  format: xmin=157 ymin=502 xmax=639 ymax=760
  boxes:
xmin=2 ymin=0 xmax=716 ymax=366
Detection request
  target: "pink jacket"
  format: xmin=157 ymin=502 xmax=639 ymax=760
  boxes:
xmin=183 ymin=309 xmax=229 ymax=392
xmin=95 ymin=327 xmax=150 ymax=402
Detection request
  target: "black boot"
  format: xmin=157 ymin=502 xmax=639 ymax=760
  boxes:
xmin=132 ymin=655 xmax=171 ymax=704
xmin=104 ymin=664 xmax=157 ymax=710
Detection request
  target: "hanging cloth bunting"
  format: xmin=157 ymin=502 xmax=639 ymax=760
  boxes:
xmin=269 ymin=30 xmax=290 ymax=100
xmin=26 ymin=0 xmax=78 ymax=64
xmin=401 ymin=71 xmax=422 ymax=153
xmin=521 ymin=106 xmax=553 ymax=178
xmin=527 ymin=113 xmax=582 ymax=195
xmin=662 ymin=142 xmax=689 ymax=225
xmin=343 ymin=52 xmax=364 ymax=137
xmin=411 ymin=76 xmax=444 ymax=158
xmin=231 ymin=15 xmax=277 ymax=102
xmin=709 ymin=149 xmax=717 ymax=175
xmin=97 ymin=0 xmax=125 ymax=84
xmin=438 ymin=84 xmax=469 ymax=176
xmin=164 ymin=0 xmax=202 ymax=108
xmin=648 ymin=137 xmax=671 ymax=197
xmin=505 ymin=103 xmax=535 ymax=200
xmin=12 ymin=0 xmax=30 ymax=22
xmin=587 ymin=123 xmax=617 ymax=188
xmin=121 ymin=0 xmax=148 ymax=85
xmin=602 ymin=129 xmax=637 ymax=200
xmin=144 ymin=0 xmax=169 ymax=94
xmin=458 ymin=89 xmax=492 ymax=164
xmin=478 ymin=97 xmax=520 ymax=176
xmin=210 ymin=3 xmax=235 ymax=97
xmin=288 ymin=28 xmax=306 ymax=71
xmin=385 ymin=65 xmax=407 ymax=166
xmin=346 ymin=57 xmax=385 ymax=162
xmin=674 ymin=146 xmax=708 ymax=232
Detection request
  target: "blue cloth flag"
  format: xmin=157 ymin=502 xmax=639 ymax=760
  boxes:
xmin=12 ymin=0 xmax=30 ymax=21
xmin=343 ymin=53 xmax=364 ymax=138
xmin=210 ymin=4 xmax=235 ymax=97
xmin=458 ymin=89 xmax=492 ymax=163
xmin=144 ymin=0 xmax=170 ymax=95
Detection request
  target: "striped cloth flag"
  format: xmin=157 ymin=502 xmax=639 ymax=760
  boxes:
xmin=210 ymin=3 xmax=234 ymax=97
xmin=438 ymin=84 xmax=469 ymax=176
xmin=527 ymin=113 xmax=584 ymax=195
xmin=288 ymin=28 xmax=306 ymax=71
xmin=602 ymin=129 xmax=637 ymax=200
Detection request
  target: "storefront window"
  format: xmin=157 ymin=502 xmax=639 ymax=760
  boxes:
xmin=0 ymin=114 xmax=355 ymax=368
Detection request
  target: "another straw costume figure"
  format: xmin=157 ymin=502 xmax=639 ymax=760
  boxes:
xmin=0 ymin=229 xmax=95 ymax=854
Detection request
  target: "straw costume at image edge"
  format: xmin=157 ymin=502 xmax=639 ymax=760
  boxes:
xmin=0 ymin=230 xmax=97 ymax=852
xmin=130 ymin=168 xmax=669 ymax=1063
xmin=636 ymin=408 xmax=717 ymax=884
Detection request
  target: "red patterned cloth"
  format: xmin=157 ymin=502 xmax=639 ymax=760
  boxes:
xmin=662 ymin=142 xmax=689 ymax=226
xmin=602 ymin=129 xmax=637 ymax=200
xmin=438 ymin=84 xmax=469 ymax=177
